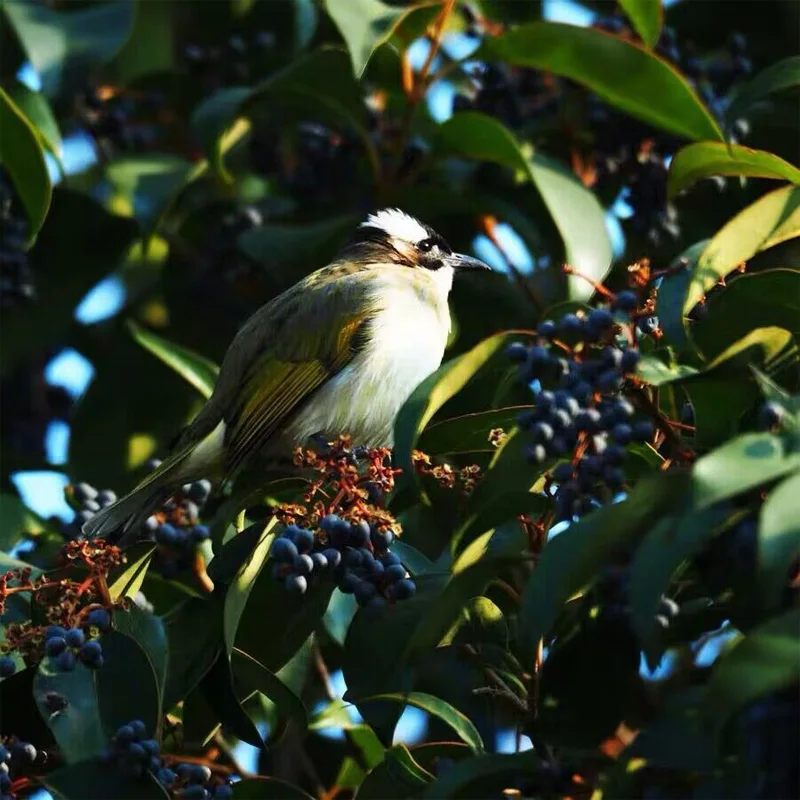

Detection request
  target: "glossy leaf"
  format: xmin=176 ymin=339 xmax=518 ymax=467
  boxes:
xmin=107 ymin=543 xmax=154 ymax=601
xmin=358 ymin=692 xmax=484 ymax=753
xmin=757 ymin=473 xmax=800 ymax=610
xmin=726 ymin=55 xmax=800 ymax=124
xmin=43 ymin=762 xmax=169 ymax=800
xmin=395 ymin=331 xmax=521 ymax=499
xmin=518 ymin=471 xmax=690 ymax=665
xmin=691 ymin=432 xmax=800 ymax=510
xmin=619 ymin=0 xmax=662 ymax=48
xmin=0 ymin=86 xmax=51 ymax=243
xmin=3 ymin=0 xmax=134 ymax=99
xmin=5 ymin=78 xmax=61 ymax=156
xmin=683 ymin=185 xmax=800 ymax=316
xmin=438 ymin=113 xmax=612 ymax=299
xmin=418 ymin=407 xmax=529 ymax=455
xmin=668 ymin=142 xmax=800 ymax=199
xmin=480 ymin=22 xmax=723 ymax=141
xmin=128 ymin=321 xmax=219 ymax=399
xmin=703 ymin=609 xmax=800 ymax=738
xmin=357 ymin=744 xmax=434 ymax=799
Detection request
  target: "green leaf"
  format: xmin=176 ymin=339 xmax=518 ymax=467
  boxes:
xmin=191 ymin=48 xmax=367 ymax=182
xmin=357 ymin=744 xmax=434 ymax=799
xmin=3 ymin=0 xmax=134 ymax=100
xmin=418 ymin=407 xmax=528 ymax=455
xmin=726 ymin=56 xmax=800 ymax=125
xmin=618 ymin=0 xmax=662 ymax=48
xmin=43 ymin=761 xmax=169 ymax=800
xmin=231 ymin=648 xmax=308 ymax=743
xmin=0 ymin=189 xmax=138 ymax=373
xmin=629 ymin=506 xmax=729 ymax=667
xmin=106 ymin=0 xmax=175 ymax=84
xmin=0 ymin=492 xmax=45 ymax=551
xmin=323 ymin=0 xmax=407 ymax=77
xmin=128 ymin=321 xmax=219 ymax=399
xmin=232 ymin=777 xmax=315 ymax=799
xmin=636 ymin=356 xmax=699 ymax=386
xmin=757 ymin=473 xmax=800 ymax=610
xmin=518 ymin=471 xmax=690 ymax=666
xmin=107 ymin=543 xmax=154 ymax=602
xmin=358 ymin=692 xmax=484 ymax=753
xmin=112 ymin=606 xmax=168 ymax=721
xmin=703 ymin=609 xmax=800 ymax=739
xmin=668 ymin=142 xmax=800 ymax=199
xmin=0 ymin=86 xmax=51 ymax=243
xmin=422 ymin=750 xmax=543 ymax=799
xmin=693 ymin=270 xmax=800 ymax=362
xmin=34 ymin=631 xmax=160 ymax=763
xmin=5 ymin=78 xmax=62 ymax=157
xmin=440 ymin=596 xmax=508 ymax=648
xmin=480 ymin=22 xmax=722 ymax=142
xmin=395 ymin=331 xmax=524 ymax=500
xmin=683 ymin=185 xmax=800 ymax=317
xmin=691 ymin=432 xmax=800 ymax=510
xmin=437 ymin=113 xmax=612 ymax=299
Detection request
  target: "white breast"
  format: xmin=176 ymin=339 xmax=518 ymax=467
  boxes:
xmin=287 ymin=267 xmax=453 ymax=448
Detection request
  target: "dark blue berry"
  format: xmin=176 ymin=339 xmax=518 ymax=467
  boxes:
xmin=603 ymin=443 xmax=626 ymax=465
xmin=158 ymin=767 xmax=178 ymax=787
xmin=285 ymin=574 xmax=308 ymax=594
xmin=350 ymin=520 xmax=371 ymax=547
xmin=97 ymin=489 xmax=117 ymax=507
xmin=141 ymin=739 xmax=159 ymax=757
xmin=394 ymin=579 xmax=416 ymax=600
xmin=322 ymin=548 xmax=341 ymax=569
xmin=538 ymin=320 xmax=556 ymax=338
xmin=549 ymin=436 xmax=568 ymax=456
xmin=354 ymin=581 xmax=377 ymax=606
xmin=527 ymin=443 xmax=547 ymax=464
xmin=65 ymin=628 xmax=85 ymax=648
xmin=343 ymin=548 xmax=363 ymax=568
xmin=531 ymin=421 xmax=554 ymax=443
xmin=11 ymin=741 xmax=36 ymax=763
xmin=552 ymin=463 xmax=574 ymax=483
xmin=612 ymin=423 xmax=633 ymax=444
xmin=621 ymin=349 xmax=640 ymax=373
xmin=86 ymin=608 xmax=111 ymax=631
xmin=536 ymin=390 xmax=555 ymax=411
xmin=632 ymin=420 xmax=655 ymax=442
xmin=613 ymin=291 xmax=637 ymax=312
xmin=603 ymin=466 xmax=625 ymax=489
xmin=579 ymin=455 xmax=603 ymax=476
xmin=339 ymin=571 xmax=359 ymax=594
xmin=181 ymin=786 xmax=209 ymax=799
xmin=371 ymin=528 xmax=394 ymax=550
xmin=156 ymin=524 xmax=178 ymax=546
xmin=526 ymin=345 xmax=551 ymax=377
xmin=189 ymin=765 xmax=212 ymax=785
xmin=757 ymin=401 xmax=784 ymax=431
xmin=189 ymin=525 xmax=210 ymax=544
xmin=294 ymin=527 xmax=314 ymax=553
xmin=596 ymin=371 xmax=622 ymax=393
xmin=610 ymin=398 xmax=635 ymax=421
xmin=572 ymin=381 xmax=593 ymax=404
xmin=385 ymin=564 xmax=408 ymax=582
xmin=188 ymin=479 xmax=212 ymax=504
xmin=559 ymin=313 xmax=582 ymax=336
xmin=506 ymin=342 xmax=528 ymax=363
xmin=575 ymin=408 xmax=601 ymax=432
xmin=214 ymin=784 xmax=233 ymax=799
xmin=79 ymin=640 xmax=103 ymax=667
xmin=382 ymin=552 xmax=401 ymax=567
xmin=310 ymin=552 xmax=328 ymax=570
xmin=46 ymin=625 xmax=67 ymax=640
xmin=115 ymin=724 xmax=135 ymax=744
xmin=45 ymin=636 xmax=67 ymax=657
xmin=0 ymin=656 xmax=15 ymax=678
xmin=55 ymin=650 xmax=76 ymax=671
xmin=549 ymin=409 xmax=572 ymax=431
xmin=271 ymin=537 xmax=298 ymax=563
xmin=130 ymin=720 xmax=146 ymax=740
xmin=588 ymin=308 xmax=614 ymax=331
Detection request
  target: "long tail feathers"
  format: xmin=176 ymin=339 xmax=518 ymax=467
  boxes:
xmin=81 ymin=449 xmax=192 ymax=543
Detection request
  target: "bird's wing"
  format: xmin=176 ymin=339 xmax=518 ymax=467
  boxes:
xmin=215 ymin=267 xmax=377 ymax=476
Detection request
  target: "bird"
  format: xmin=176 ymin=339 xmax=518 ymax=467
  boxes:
xmin=82 ymin=209 xmax=490 ymax=542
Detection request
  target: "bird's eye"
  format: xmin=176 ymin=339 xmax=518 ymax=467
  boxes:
xmin=418 ymin=238 xmax=435 ymax=253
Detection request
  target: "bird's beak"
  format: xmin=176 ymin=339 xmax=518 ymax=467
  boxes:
xmin=446 ymin=252 xmax=492 ymax=271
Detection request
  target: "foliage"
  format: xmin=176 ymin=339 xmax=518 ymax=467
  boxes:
xmin=1 ymin=1 xmax=799 ymax=799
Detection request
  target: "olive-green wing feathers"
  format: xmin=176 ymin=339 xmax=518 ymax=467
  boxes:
xmin=176 ymin=266 xmax=377 ymax=478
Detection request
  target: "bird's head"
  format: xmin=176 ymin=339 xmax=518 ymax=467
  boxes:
xmin=339 ymin=209 xmax=491 ymax=275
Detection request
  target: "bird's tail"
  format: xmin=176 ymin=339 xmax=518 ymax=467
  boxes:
xmin=81 ymin=449 xmax=193 ymax=543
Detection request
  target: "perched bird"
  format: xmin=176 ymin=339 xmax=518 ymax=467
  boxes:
xmin=83 ymin=209 xmax=489 ymax=542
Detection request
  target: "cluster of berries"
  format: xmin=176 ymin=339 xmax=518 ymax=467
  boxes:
xmin=271 ymin=517 xmax=415 ymax=607
xmin=43 ymin=608 xmax=110 ymax=671
xmin=265 ymin=437 xmax=415 ymax=606
xmin=508 ymin=292 xmax=660 ymax=520
xmin=182 ymin=31 xmax=276 ymax=93
xmin=0 ymin=170 xmax=35 ymax=311
xmin=0 ymin=738 xmax=39 ymax=799
xmin=107 ymin=721 xmax=232 ymax=798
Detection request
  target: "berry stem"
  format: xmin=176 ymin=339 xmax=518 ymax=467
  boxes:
xmin=561 ymin=264 xmax=614 ymax=300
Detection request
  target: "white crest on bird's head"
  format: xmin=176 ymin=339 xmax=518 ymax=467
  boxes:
xmin=361 ymin=208 xmax=430 ymax=245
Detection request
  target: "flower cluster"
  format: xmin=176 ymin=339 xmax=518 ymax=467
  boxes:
xmin=412 ymin=451 xmax=484 ymax=495
xmin=0 ymin=541 xmax=122 ymax=673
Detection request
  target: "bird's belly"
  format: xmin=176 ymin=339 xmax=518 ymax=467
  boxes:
xmin=286 ymin=312 xmax=447 ymax=448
